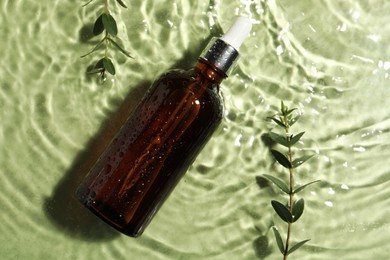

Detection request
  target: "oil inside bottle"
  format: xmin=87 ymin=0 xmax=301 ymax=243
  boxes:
xmin=76 ymin=59 xmax=225 ymax=236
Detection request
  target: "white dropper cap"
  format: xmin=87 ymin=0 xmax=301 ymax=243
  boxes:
xmin=220 ymin=16 xmax=252 ymax=51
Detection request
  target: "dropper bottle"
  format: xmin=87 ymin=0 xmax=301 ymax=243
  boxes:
xmin=76 ymin=17 xmax=252 ymax=237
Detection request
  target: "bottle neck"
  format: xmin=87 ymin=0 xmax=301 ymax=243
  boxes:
xmin=194 ymin=58 xmax=227 ymax=85
xmin=193 ymin=37 xmax=240 ymax=87
xmin=200 ymin=38 xmax=240 ymax=76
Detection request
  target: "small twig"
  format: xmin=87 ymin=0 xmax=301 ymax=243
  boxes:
xmin=263 ymin=101 xmax=320 ymax=259
xmin=81 ymin=0 xmax=133 ymax=80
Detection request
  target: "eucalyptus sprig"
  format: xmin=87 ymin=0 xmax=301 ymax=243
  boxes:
xmin=264 ymin=101 xmax=320 ymax=259
xmin=82 ymin=0 xmax=133 ymax=80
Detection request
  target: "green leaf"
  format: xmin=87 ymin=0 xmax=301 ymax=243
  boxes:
xmin=287 ymin=239 xmax=310 ymax=255
xmin=272 ymin=226 xmax=285 ymax=254
xmin=289 ymin=131 xmax=305 ymax=146
xmin=269 ymin=132 xmax=289 ymax=147
xmin=93 ymin=14 xmax=104 ymax=35
xmin=271 ymin=150 xmax=292 ymax=169
xmin=263 ymin=174 xmax=290 ymax=194
xmin=286 ymin=108 xmax=297 ymax=115
xmin=271 ymin=200 xmax=292 ymax=223
xmin=293 ymin=180 xmax=321 ymax=194
xmin=87 ymin=58 xmax=105 ymax=74
xmin=281 ymin=100 xmax=287 ymax=114
xmin=102 ymin=13 xmax=118 ymax=36
xmin=269 ymin=117 xmax=286 ymax=128
xmin=292 ymin=154 xmax=314 ymax=168
xmin=108 ymin=38 xmax=133 ymax=58
xmin=103 ymin=57 xmax=116 ymax=75
xmin=116 ymin=0 xmax=128 ymax=8
xmin=82 ymin=0 xmax=94 ymax=7
xmin=95 ymin=58 xmax=104 ymax=68
xmin=80 ymin=38 xmax=105 ymax=58
xmin=95 ymin=58 xmax=104 ymax=69
xmin=292 ymin=198 xmax=304 ymax=222
xmin=87 ymin=67 xmax=105 ymax=74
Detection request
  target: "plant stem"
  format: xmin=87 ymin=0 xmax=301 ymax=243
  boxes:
xmin=104 ymin=0 xmax=109 ymax=13
xmin=104 ymin=0 xmax=109 ymax=57
xmin=267 ymin=102 xmax=313 ymax=259
xmin=283 ymin=128 xmax=294 ymax=260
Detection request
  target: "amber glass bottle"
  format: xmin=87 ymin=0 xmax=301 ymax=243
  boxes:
xmin=76 ymin=17 xmax=252 ymax=237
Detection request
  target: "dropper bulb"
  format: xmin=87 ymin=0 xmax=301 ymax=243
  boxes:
xmin=220 ymin=16 xmax=252 ymax=51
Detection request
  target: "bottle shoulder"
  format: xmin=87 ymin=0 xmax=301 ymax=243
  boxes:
xmin=151 ymin=68 xmax=220 ymax=93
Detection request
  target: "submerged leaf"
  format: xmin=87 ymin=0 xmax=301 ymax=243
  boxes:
xmin=86 ymin=59 xmax=106 ymax=78
xmin=292 ymin=198 xmax=304 ymax=222
xmin=269 ymin=132 xmax=289 ymax=147
xmin=80 ymin=38 xmax=105 ymax=58
xmin=271 ymin=200 xmax=292 ymax=223
xmin=272 ymin=226 xmax=285 ymax=254
xmin=292 ymin=154 xmax=314 ymax=168
xmin=263 ymin=174 xmax=290 ymax=194
xmin=289 ymin=131 xmax=305 ymax=146
xmin=116 ymin=0 xmax=128 ymax=8
xmin=293 ymin=180 xmax=321 ymax=194
xmin=95 ymin=58 xmax=104 ymax=68
xmin=271 ymin=150 xmax=292 ymax=169
xmin=108 ymin=38 xmax=133 ymax=58
xmin=102 ymin=13 xmax=118 ymax=36
xmin=269 ymin=117 xmax=286 ymax=128
xmin=93 ymin=14 xmax=104 ymax=35
xmin=87 ymin=58 xmax=105 ymax=74
xmin=82 ymin=0 xmax=94 ymax=7
xmin=286 ymin=108 xmax=297 ymax=115
xmin=87 ymin=67 xmax=104 ymax=75
xmin=102 ymin=57 xmax=116 ymax=75
xmin=281 ymin=100 xmax=287 ymax=114
xmin=287 ymin=239 xmax=310 ymax=255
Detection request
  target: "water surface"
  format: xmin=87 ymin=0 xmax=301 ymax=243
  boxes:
xmin=1 ymin=0 xmax=389 ymax=259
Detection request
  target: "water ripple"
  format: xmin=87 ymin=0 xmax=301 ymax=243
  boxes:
xmin=1 ymin=0 xmax=390 ymax=259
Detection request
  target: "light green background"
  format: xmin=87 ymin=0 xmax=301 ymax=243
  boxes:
xmin=1 ymin=0 xmax=389 ymax=259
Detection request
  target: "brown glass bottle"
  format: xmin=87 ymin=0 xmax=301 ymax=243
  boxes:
xmin=76 ymin=17 xmax=252 ymax=237
xmin=76 ymin=58 xmax=225 ymax=237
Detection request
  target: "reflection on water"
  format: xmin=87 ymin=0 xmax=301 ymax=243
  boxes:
xmin=0 ymin=0 xmax=389 ymax=259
